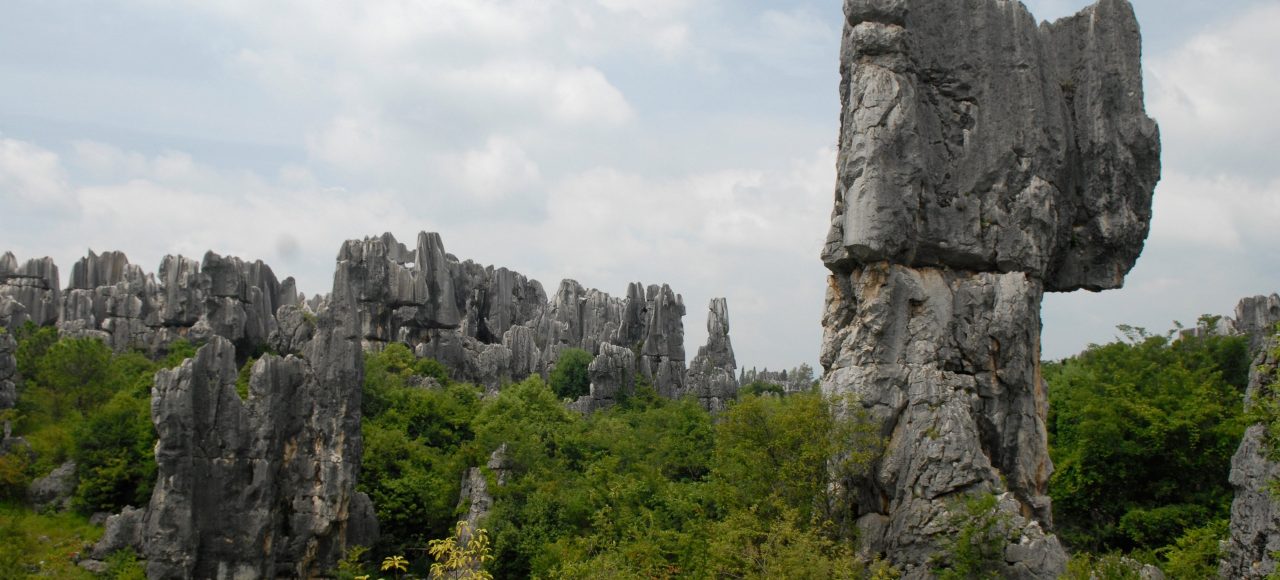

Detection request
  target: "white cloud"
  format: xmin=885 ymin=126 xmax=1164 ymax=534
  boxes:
xmin=1148 ymin=171 xmax=1280 ymax=250
xmin=305 ymin=113 xmax=392 ymax=173
xmin=1146 ymin=3 xmax=1280 ymax=174
xmin=452 ymin=136 xmax=542 ymax=201
xmin=0 ymin=137 xmax=71 ymax=206
xmin=438 ymin=61 xmax=634 ymax=127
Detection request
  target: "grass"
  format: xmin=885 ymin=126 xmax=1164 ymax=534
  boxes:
xmin=0 ymin=502 xmax=104 ymax=579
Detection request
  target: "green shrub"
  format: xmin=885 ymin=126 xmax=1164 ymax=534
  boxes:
xmin=1159 ymin=519 xmax=1228 ymax=578
xmin=1047 ymin=329 xmax=1247 ymax=552
xmin=932 ymin=494 xmax=1013 ymax=580
xmin=549 ymin=348 xmax=592 ymax=400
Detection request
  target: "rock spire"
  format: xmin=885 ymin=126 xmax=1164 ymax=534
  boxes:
xmin=820 ymin=0 xmax=1159 ymax=576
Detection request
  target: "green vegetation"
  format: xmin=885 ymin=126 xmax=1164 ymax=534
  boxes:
xmin=738 ymin=380 xmax=785 ymax=397
xmin=0 ymin=502 xmax=105 ymax=578
xmin=547 ymin=348 xmax=592 ymax=400
xmin=350 ymin=344 xmax=893 ymax=578
xmin=4 ymin=323 xmax=194 ymax=515
xmin=1 ymin=310 xmax=1265 ymax=579
xmin=1045 ymin=324 xmax=1249 ymax=574
xmin=931 ymin=493 xmax=1014 ymax=580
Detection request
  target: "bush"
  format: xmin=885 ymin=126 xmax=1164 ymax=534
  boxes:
xmin=72 ymin=389 xmax=156 ymax=514
xmin=548 ymin=348 xmax=592 ymax=400
xmin=1046 ymin=329 xmax=1247 ymax=552
xmin=932 ymin=494 xmax=1013 ymax=580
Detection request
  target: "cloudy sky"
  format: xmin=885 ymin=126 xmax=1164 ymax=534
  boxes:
xmin=1 ymin=0 xmax=1277 ymax=369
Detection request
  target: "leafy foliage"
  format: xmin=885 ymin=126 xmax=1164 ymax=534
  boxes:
xmin=428 ymin=520 xmax=495 ymax=579
xmin=468 ymin=380 xmax=886 ymax=579
xmin=5 ymin=329 xmax=179 ymax=515
xmin=0 ymin=502 xmax=104 ymax=579
xmin=931 ymin=494 xmax=1013 ymax=580
xmin=548 ymin=348 xmax=592 ymax=400
xmin=358 ymin=345 xmax=481 ymax=561
xmin=1046 ymin=328 xmax=1248 ymax=554
xmin=738 ymin=380 xmax=785 ymax=397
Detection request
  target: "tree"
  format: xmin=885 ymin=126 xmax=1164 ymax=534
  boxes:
xmin=1046 ymin=329 xmax=1248 ymax=552
xmin=549 ymin=348 xmax=592 ymax=400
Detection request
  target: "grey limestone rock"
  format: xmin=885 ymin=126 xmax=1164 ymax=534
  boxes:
xmin=684 ymin=298 xmax=738 ymax=412
xmin=1223 ymin=334 xmax=1280 ymax=579
xmin=820 ymin=0 xmax=1158 ymax=576
xmin=0 ymin=331 xmax=15 ymax=409
xmin=29 ymin=460 xmax=77 ymax=511
xmin=91 ymin=505 xmax=145 ymax=560
xmin=156 ymin=255 xmax=203 ymax=328
xmin=136 ymin=277 xmax=363 ymax=578
xmin=0 ymin=253 xmax=60 ymax=327
xmin=458 ymin=445 xmax=510 ymax=541
xmin=348 ymin=492 xmax=381 ymax=549
xmin=269 ymin=304 xmax=316 ymax=355
xmin=640 ymin=284 xmax=686 ymax=399
xmin=1235 ymin=295 xmax=1280 ymax=352
xmin=574 ymin=342 xmax=636 ymax=412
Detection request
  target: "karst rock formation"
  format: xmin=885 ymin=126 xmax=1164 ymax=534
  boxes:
xmin=1219 ymin=294 xmax=1280 ymax=578
xmin=0 ymin=231 xmax=741 ymax=575
xmin=820 ymin=0 xmax=1159 ymax=576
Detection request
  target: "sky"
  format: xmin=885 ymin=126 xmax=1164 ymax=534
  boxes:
xmin=1 ymin=0 xmax=1277 ymax=369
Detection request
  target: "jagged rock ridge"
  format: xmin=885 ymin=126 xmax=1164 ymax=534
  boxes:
xmin=331 ymin=232 xmax=736 ymax=409
xmin=820 ymin=0 xmax=1159 ymax=577
xmin=1 ymin=233 xmax=739 ymax=412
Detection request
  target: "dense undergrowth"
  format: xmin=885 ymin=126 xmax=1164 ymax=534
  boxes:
xmin=1047 ymin=324 xmax=1251 ymax=577
xmin=0 ymin=318 xmax=1263 ymax=578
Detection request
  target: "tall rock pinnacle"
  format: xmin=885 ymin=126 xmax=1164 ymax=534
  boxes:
xmin=819 ymin=0 xmax=1159 ymax=576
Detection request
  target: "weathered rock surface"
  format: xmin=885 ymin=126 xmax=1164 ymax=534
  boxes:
xmin=820 ymin=0 xmax=1158 ymax=576
xmin=1223 ymin=340 xmax=1280 ymax=578
xmin=1222 ymin=294 xmax=1280 ymax=579
xmin=137 ymin=322 xmax=362 ymax=579
xmin=87 ymin=250 xmax=366 ymax=578
xmin=0 ymin=252 xmax=60 ymax=328
xmin=46 ymin=249 xmax=306 ymax=358
xmin=336 ymin=232 xmax=713 ymax=408
xmin=29 ymin=460 xmax=77 ymax=511
xmin=684 ymin=298 xmax=738 ymax=411
xmin=0 ymin=331 xmax=15 ymax=409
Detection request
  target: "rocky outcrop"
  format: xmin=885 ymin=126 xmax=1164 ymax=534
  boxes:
xmin=336 ymin=232 xmax=709 ymax=407
xmin=29 ymin=460 xmax=77 ymax=511
xmin=86 ymin=246 xmax=366 ymax=578
xmin=820 ymin=0 xmax=1159 ymax=576
xmin=0 ymin=330 xmax=15 ymax=409
xmin=684 ymin=298 xmax=738 ymax=411
xmin=47 ymin=249 xmax=303 ymax=357
xmin=1223 ymin=336 xmax=1280 ymax=579
xmin=1221 ymin=294 xmax=1280 ymax=579
xmin=0 ymin=252 xmax=60 ymax=328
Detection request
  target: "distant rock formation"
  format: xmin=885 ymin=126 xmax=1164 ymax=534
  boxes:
xmin=0 ymin=252 xmax=60 ymax=328
xmin=3 ymin=232 xmax=740 ymax=573
xmin=820 ymin=0 xmax=1159 ymax=576
xmin=685 ymin=298 xmax=738 ymax=411
xmin=332 ymin=232 xmax=721 ymax=410
xmin=740 ymin=364 xmax=817 ymax=394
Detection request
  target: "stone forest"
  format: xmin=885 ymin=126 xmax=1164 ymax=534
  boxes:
xmin=1 ymin=0 xmax=1277 ymax=578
